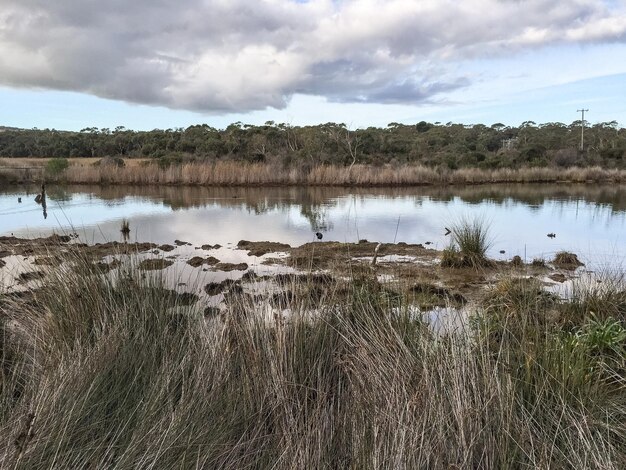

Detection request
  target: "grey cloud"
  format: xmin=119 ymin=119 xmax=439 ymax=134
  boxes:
xmin=0 ymin=0 xmax=624 ymax=112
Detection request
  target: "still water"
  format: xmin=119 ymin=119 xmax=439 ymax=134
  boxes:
xmin=1 ymin=184 xmax=625 ymax=270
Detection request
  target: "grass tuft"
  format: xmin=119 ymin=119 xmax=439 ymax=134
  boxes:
xmin=441 ymin=217 xmax=493 ymax=268
xmin=553 ymin=251 xmax=584 ymax=270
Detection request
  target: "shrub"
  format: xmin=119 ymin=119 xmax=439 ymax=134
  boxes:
xmin=45 ymin=157 xmax=69 ymax=175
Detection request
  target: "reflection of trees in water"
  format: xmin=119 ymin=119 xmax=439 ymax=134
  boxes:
xmin=46 ymin=187 xmax=73 ymax=203
xmin=421 ymin=184 xmax=626 ymax=213
xmin=9 ymin=183 xmax=626 ymax=219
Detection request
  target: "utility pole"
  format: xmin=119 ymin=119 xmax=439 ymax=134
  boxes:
xmin=577 ymin=108 xmax=588 ymax=151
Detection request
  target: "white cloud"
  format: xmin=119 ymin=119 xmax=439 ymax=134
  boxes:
xmin=0 ymin=0 xmax=624 ymax=112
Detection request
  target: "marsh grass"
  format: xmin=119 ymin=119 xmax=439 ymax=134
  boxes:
xmin=3 ymin=160 xmax=626 ymax=186
xmin=441 ymin=217 xmax=493 ymax=268
xmin=0 ymin=252 xmax=625 ymax=468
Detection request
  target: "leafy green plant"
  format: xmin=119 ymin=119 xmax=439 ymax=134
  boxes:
xmin=575 ymin=316 xmax=626 ymax=357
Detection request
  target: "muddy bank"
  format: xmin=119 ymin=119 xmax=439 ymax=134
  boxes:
xmin=1 ymin=234 xmax=585 ymax=313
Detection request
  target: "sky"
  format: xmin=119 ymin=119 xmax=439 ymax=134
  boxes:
xmin=0 ymin=0 xmax=625 ymax=131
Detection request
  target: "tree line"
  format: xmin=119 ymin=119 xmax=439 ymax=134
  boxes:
xmin=0 ymin=120 xmax=624 ymax=169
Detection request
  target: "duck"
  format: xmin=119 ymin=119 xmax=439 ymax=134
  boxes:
xmin=547 ymin=233 xmax=556 ymax=238
xmin=315 ymin=232 xmax=323 ymax=240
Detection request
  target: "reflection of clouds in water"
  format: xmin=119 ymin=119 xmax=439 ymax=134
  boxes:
xmin=0 ymin=184 xmax=625 ymax=270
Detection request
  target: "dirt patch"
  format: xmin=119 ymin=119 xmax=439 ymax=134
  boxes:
xmin=138 ymin=258 xmax=174 ymax=271
xmin=287 ymin=241 xmax=436 ymax=271
xmin=0 ymin=250 xmax=11 ymax=258
xmin=200 ymin=244 xmax=222 ymax=250
xmin=82 ymin=242 xmax=158 ymax=259
xmin=187 ymin=256 xmax=220 ymax=267
xmin=237 ymin=240 xmax=291 ymax=256
xmin=214 ymin=262 xmax=248 ymax=272
xmin=158 ymin=244 xmax=176 ymax=252
xmin=0 ymin=234 xmax=72 ymax=245
xmin=0 ymin=259 xmax=5 ymax=268
xmin=174 ymin=239 xmax=192 ymax=246
xmin=552 ymin=252 xmax=584 ymax=270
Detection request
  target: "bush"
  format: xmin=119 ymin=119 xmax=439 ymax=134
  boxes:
xmin=45 ymin=157 xmax=69 ymax=175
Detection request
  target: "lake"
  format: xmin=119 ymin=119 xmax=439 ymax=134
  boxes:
xmin=1 ymin=184 xmax=625 ymax=270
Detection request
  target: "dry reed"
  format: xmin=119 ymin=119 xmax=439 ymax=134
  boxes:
xmin=3 ymin=161 xmax=626 ymax=186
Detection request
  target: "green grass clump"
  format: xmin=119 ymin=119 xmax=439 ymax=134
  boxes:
xmin=441 ymin=217 xmax=493 ymax=268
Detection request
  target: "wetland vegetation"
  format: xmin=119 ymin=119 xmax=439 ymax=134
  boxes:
xmin=0 ymin=222 xmax=625 ymax=468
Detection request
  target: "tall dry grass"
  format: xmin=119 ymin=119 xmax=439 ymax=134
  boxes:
xmin=3 ymin=160 xmax=626 ymax=186
xmin=1 ymin=251 xmax=625 ymax=468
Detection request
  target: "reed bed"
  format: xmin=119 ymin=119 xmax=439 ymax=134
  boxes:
xmin=3 ymin=161 xmax=626 ymax=186
xmin=1 ymin=251 xmax=625 ymax=468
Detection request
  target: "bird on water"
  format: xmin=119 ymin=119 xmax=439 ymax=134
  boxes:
xmin=315 ymin=232 xmax=323 ymax=240
xmin=547 ymin=233 xmax=556 ymax=238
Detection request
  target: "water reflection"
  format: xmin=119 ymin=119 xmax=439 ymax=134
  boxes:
xmin=1 ymin=183 xmax=625 ymax=269
xmin=34 ymin=184 xmax=47 ymax=220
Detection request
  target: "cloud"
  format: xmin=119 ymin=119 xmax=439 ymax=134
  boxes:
xmin=0 ymin=0 xmax=624 ymax=113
